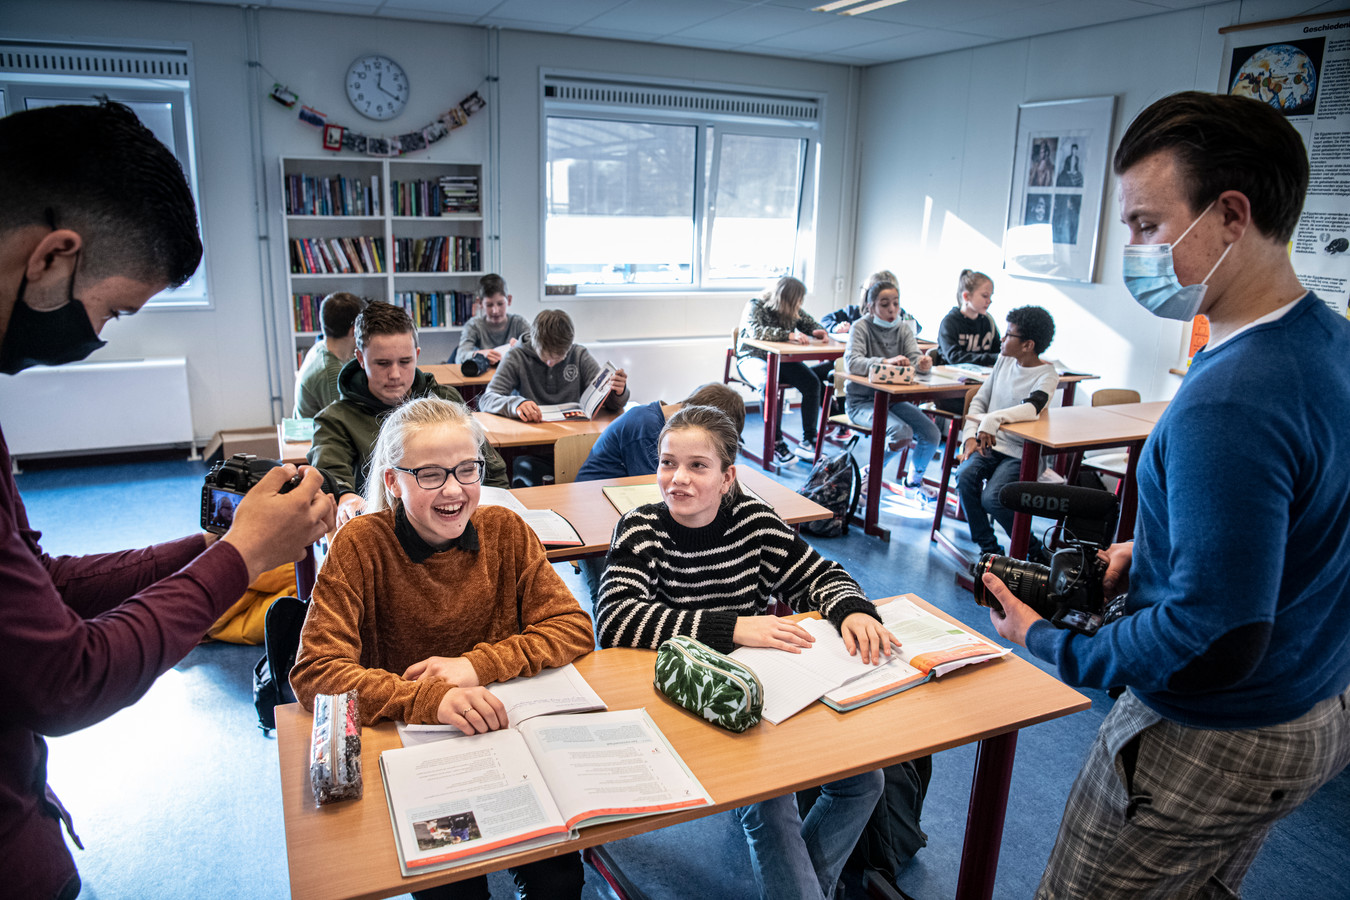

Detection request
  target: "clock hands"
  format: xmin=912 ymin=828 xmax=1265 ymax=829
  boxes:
xmin=375 ymin=74 xmax=401 ymax=101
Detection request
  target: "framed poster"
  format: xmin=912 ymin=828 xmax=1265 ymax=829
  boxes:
xmin=1003 ymin=96 xmax=1116 ymax=283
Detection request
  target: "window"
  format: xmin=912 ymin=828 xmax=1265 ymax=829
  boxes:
xmin=0 ymin=41 xmax=208 ymax=308
xmin=543 ymin=74 xmax=819 ymax=292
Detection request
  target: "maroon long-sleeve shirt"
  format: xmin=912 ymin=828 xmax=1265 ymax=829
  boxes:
xmin=1 ymin=425 xmax=250 ymax=899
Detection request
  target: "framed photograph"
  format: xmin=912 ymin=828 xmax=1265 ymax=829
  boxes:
xmin=1003 ymin=96 xmax=1116 ymax=283
xmin=322 ymin=124 xmax=344 ymax=152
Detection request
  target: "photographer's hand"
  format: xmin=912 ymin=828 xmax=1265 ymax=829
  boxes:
xmin=981 ymin=572 xmax=1043 ymax=647
xmin=223 ymin=466 xmax=335 ymax=583
xmin=1101 ymin=541 xmax=1134 ymax=597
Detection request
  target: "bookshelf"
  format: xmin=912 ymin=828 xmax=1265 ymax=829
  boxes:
xmin=279 ymin=156 xmax=485 ymax=367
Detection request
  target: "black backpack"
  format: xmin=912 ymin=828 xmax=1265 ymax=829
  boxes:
xmin=798 ymin=435 xmax=862 ymax=537
xmin=253 ymin=595 xmax=308 ymax=733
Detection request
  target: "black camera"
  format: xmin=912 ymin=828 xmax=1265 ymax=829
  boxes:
xmin=201 ymin=453 xmax=298 ymax=535
xmin=460 ymin=353 xmax=492 ymax=377
xmin=972 ymin=482 xmax=1120 ymax=636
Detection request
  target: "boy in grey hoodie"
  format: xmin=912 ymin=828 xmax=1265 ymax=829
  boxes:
xmin=479 ymin=308 xmax=629 ymax=421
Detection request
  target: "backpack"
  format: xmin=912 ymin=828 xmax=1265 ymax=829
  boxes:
xmin=798 ymin=435 xmax=861 ymax=538
xmin=253 ymin=595 xmax=308 ymax=733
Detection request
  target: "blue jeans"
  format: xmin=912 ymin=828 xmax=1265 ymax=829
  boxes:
xmin=845 ymin=396 xmax=941 ymax=484
xmin=734 ymin=769 xmax=883 ymax=900
xmin=957 ymin=448 xmax=1020 ymax=555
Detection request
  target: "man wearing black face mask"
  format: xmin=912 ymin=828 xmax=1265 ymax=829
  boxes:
xmin=0 ymin=102 xmax=337 ymax=900
xmin=980 ymin=93 xmax=1350 ymax=898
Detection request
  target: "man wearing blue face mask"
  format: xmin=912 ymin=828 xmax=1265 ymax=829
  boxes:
xmin=0 ymin=102 xmax=337 ymax=899
xmin=980 ymin=91 xmax=1350 ymax=899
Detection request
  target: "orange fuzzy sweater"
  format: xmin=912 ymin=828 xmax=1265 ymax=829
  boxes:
xmin=290 ymin=504 xmax=595 ymax=725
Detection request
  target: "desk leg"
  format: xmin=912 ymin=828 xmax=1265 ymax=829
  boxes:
xmin=955 ymin=730 xmax=1019 ymax=900
xmin=1116 ymin=441 xmax=1142 ymax=542
xmin=1009 ymin=444 xmax=1042 ymax=560
xmin=761 ymin=351 xmax=782 ymax=472
xmin=864 ymin=388 xmax=890 ymax=541
xmin=1061 ymin=381 xmax=1078 ymax=407
xmin=584 ymin=845 xmax=650 ymax=900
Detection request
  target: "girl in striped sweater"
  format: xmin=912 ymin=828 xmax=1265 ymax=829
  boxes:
xmin=596 ymin=405 xmax=897 ymax=900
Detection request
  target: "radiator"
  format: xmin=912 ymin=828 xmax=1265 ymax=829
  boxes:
xmin=0 ymin=357 xmax=194 ymax=457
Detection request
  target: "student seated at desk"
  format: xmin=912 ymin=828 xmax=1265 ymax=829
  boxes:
xmin=574 ymin=382 xmax=745 ymax=599
xmin=844 ymin=280 xmax=942 ymax=499
xmin=308 ymin=301 xmax=508 ymax=527
xmin=595 ymin=405 xmax=896 ymax=900
xmin=293 ymin=291 xmax=366 ymax=418
xmin=957 ymin=305 xmax=1059 ymax=558
xmin=936 ymin=269 xmax=1000 ymax=367
xmin=455 ymin=273 xmax=529 ymax=366
xmin=736 ymin=276 xmax=828 ymax=465
xmin=819 ymin=270 xmax=923 ymax=338
xmin=292 ymin=397 xmax=594 ymax=900
xmin=478 ymin=308 xmax=629 ymax=422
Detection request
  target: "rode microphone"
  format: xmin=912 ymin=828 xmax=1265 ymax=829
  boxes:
xmin=997 ymin=481 xmax=1119 ymax=546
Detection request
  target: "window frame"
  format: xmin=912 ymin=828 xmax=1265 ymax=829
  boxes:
xmin=541 ymin=74 xmax=821 ymax=296
xmin=0 ymin=68 xmax=209 ymax=309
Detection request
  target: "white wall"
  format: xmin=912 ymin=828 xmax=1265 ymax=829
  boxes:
xmin=851 ymin=0 xmax=1297 ymax=403
xmin=2 ymin=0 xmax=860 ymax=436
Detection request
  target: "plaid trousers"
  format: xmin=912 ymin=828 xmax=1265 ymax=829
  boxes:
xmin=1036 ymin=685 xmax=1350 ymax=899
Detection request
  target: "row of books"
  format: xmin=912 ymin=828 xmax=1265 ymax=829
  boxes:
xmin=390 ymin=176 xmax=480 ymax=217
xmin=284 ymin=173 xmax=380 ymax=217
xmin=290 ymin=236 xmax=387 ymax=275
xmin=393 ymin=290 xmax=477 ymax=328
xmin=392 ymin=236 xmax=482 ymax=273
xmin=438 ymin=175 xmax=481 ymax=215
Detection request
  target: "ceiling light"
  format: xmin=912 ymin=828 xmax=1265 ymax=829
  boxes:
xmin=813 ymin=0 xmax=912 ymax=13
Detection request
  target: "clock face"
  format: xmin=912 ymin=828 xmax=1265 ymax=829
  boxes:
xmin=346 ymin=55 xmax=409 ymax=121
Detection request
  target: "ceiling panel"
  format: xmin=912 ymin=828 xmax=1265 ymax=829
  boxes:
xmin=157 ymin=0 xmax=1231 ymax=66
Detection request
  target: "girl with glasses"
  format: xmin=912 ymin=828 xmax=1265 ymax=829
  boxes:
xmin=292 ymin=396 xmax=593 ymax=900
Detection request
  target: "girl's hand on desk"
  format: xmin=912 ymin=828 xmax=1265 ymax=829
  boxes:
xmin=841 ymin=613 xmax=901 ymax=665
xmin=811 ymin=329 xmax=828 ymax=340
xmin=788 ymin=333 xmax=810 ymax=345
xmin=914 ymin=355 xmax=933 ymax=374
xmin=405 ymin=655 xmax=480 ymax=686
xmin=733 ymin=615 xmax=815 ymax=653
xmin=437 ymin=686 xmax=507 ymax=734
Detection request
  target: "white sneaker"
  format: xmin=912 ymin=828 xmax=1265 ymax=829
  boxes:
xmin=791 ymin=444 xmax=817 ymax=462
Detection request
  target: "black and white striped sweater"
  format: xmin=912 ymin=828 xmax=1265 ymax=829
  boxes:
xmin=595 ymin=495 xmax=877 ymax=653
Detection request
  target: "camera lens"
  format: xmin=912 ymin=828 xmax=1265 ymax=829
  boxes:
xmin=973 ymin=553 xmax=1052 ymax=615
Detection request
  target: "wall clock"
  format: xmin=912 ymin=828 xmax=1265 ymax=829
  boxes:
xmin=345 ymin=55 xmax=409 ymax=121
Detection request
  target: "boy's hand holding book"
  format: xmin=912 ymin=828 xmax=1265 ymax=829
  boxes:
xmin=609 ymin=367 xmax=627 ymax=397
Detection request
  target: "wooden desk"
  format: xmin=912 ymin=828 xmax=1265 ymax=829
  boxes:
xmin=422 ymin=363 xmax=496 ymax=406
xmin=1098 ymin=400 xmax=1168 ymax=424
xmin=473 ymin=410 xmax=618 ymax=449
xmin=517 ymin=468 xmax=830 ymax=563
xmin=739 ymin=338 xmax=846 ymax=472
xmin=846 ymin=373 xmax=1100 ymax=543
xmin=1001 ymin=404 xmax=1161 ymax=558
xmin=275 ymin=594 xmax=1090 ymax=900
xmin=278 ymin=423 xmax=311 ymax=466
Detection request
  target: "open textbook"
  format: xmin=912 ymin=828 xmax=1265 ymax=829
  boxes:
xmin=397 ymin=664 xmax=606 ymax=747
xmin=822 ymin=596 xmax=1009 ymax=712
xmin=478 ymin=486 xmax=582 ymax=546
xmin=729 ymin=595 xmax=1008 ymax=723
xmin=538 ymin=361 xmax=617 ymax=421
xmin=380 ymin=708 xmax=712 ymax=876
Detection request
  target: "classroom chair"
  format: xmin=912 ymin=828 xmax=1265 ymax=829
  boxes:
xmin=1073 ymin=388 xmax=1143 ymax=492
xmin=929 ymin=386 xmax=982 ymax=563
xmin=723 ymin=327 xmax=789 ymax=416
xmin=553 ymin=432 xmax=602 ymax=485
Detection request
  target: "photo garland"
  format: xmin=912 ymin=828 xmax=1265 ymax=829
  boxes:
xmin=268 ymin=82 xmax=486 ymax=158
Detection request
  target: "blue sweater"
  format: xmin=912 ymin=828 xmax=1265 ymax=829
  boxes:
xmin=1027 ymin=292 xmax=1350 ymax=728
xmin=576 ymin=401 xmax=666 ymax=481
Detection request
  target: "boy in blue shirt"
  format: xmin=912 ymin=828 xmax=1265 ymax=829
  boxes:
xmin=983 ymin=91 xmax=1350 ymax=899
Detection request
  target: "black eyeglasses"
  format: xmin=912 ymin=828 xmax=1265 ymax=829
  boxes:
xmin=1004 ymin=330 xmax=1025 ymax=341
xmin=391 ymin=460 xmax=486 ymax=489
